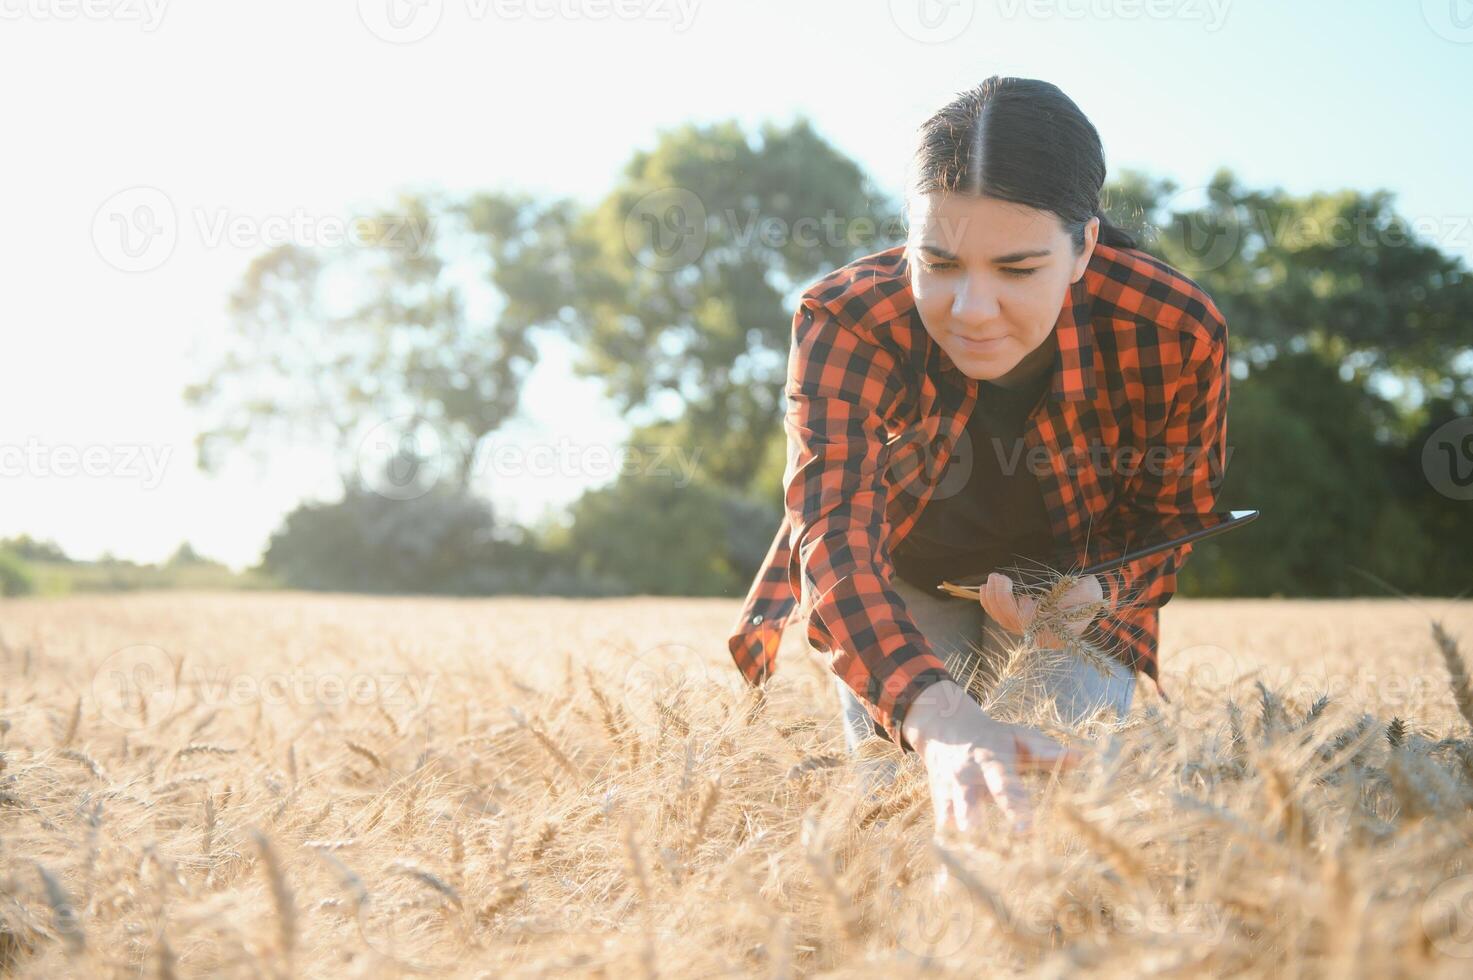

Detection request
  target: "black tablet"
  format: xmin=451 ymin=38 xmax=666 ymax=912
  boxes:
xmin=1075 ymin=509 xmax=1260 ymax=576
xmin=936 ymin=509 xmax=1259 ymax=592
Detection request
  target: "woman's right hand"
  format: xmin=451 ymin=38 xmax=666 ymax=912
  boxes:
xmin=900 ymin=679 xmax=1087 ymax=835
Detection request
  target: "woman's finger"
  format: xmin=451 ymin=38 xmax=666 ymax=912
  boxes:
xmin=1012 ymin=730 xmax=1087 ymax=772
xmin=977 ymin=754 xmax=1033 ymax=834
xmin=953 ymin=766 xmax=994 ymax=833
xmin=930 ymin=776 xmax=956 ymax=835
xmin=979 ymin=573 xmax=1001 ymax=621
xmin=986 ymin=573 xmax=1022 ymax=632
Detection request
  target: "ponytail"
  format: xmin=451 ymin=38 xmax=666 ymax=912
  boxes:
xmin=1094 ymin=208 xmax=1138 ymax=250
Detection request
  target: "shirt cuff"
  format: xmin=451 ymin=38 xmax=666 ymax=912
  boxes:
xmin=888 ymin=669 xmax=956 ymax=754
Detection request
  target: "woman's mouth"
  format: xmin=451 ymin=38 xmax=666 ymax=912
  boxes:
xmin=952 ymin=332 xmax=1008 ymax=353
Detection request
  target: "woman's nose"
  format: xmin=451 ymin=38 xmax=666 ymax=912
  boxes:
xmin=951 ymin=275 xmax=1001 ymax=322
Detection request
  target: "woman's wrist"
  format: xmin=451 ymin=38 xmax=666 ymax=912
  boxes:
xmin=900 ymin=679 xmax=980 ymax=755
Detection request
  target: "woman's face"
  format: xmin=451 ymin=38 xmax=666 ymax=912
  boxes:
xmin=906 ymin=192 xmax=1097 ymax=384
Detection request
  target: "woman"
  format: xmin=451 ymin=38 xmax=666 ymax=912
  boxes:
xmin=726 ymin=76 xmax=1231 ymax=835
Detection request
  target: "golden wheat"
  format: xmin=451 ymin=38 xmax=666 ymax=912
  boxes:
xmin=0 ymin=590 xmax=1470 ymax=976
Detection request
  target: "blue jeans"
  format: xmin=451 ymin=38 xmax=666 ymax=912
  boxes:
xmin=828 ymin=575 xmax=1136 ymax=752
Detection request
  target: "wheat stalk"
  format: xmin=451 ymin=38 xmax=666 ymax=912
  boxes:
xmin=345 ymin=741 xmax=385 ymax=770
xmin=250 ymin=829 xmax=296 ymax=971
xmin=59 ymin=749 xmax=108 ymax=782
xmin=1055 ymin=800 xmax=1147 ymax=885
xmin=34 ymin=862 xmax=85 ymax=956
xmin=1432 ymin=620 xmax=1473 ymax=730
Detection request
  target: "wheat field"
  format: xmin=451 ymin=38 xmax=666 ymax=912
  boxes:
xmin=3 ymin=590 xmax=1473 ymax=978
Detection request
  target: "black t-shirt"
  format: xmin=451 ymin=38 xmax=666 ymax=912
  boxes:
xmin=891 ymin=350 xmax=1060 ymax=597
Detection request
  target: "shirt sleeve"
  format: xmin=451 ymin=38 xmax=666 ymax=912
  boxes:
xmin=1091 ymin=310 xmax=1231 ymax=672
xmin=783 ymin=300 xmax=956 ymax=749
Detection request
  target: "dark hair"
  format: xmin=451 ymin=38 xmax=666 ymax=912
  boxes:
xmin=907 ymin=76 xmax=1137 ymax=253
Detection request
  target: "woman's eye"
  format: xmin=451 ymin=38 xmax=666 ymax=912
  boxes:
xmin=919 ymin=259 xmax=955 ymax=272
xmin=1001 ymin=267 xmax=1037 ymax=278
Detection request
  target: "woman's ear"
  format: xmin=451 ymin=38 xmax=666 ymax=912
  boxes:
xmin=1072 ymin=216 xmax=1099 ymax=282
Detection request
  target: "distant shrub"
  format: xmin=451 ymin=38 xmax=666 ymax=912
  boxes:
xmin=0 ymin=548 xmax=35 ymax=597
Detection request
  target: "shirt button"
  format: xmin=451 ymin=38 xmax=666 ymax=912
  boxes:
xmin=751 ymin=614 xmax=764 ymax=625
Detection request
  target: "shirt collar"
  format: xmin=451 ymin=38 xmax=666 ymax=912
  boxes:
xmin=1049 ymin=271 xmax=1097 ymax=403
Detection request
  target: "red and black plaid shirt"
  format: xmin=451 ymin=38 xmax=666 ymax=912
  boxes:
xmin=726 ymin=242 xmax=1231 ymax=748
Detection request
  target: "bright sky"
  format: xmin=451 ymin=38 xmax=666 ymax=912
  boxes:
xmin=3 ymin=0 xmax=1469 ymax=569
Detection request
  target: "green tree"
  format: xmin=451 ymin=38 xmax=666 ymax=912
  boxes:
xmin=1110 ymin=167 xmax=1473 ymax=407
xmin=0 ymin=548 xmax=34 ymax=597
xmin=564 ymin=117 xmax=902 ymax=496
xmin=1178 ymin=349 xmax=1431 ymax=597
xmin=186 ymin=191 xmax=574 ymax=493
xmin=558 ymin=469 xmax=751 ymax=597
xmin=0 ymin=535 xmax=69 ymax=563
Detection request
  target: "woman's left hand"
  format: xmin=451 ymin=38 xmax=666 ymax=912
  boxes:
xmin=980 ymin=572 xmax=1104 ymax=648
